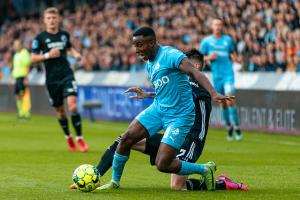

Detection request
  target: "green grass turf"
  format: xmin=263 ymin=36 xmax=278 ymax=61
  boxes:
xmin=0 ymin=113 xmax=300 ymax=200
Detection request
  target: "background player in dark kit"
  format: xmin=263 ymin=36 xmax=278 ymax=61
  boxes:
xmin=31 ymin=7 xmax=88 ymax=152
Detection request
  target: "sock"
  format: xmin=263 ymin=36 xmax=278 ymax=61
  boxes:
xmin=112 ymin=152 xmax=129 ymax=182
xmin=216 ymin=180 xmax=226 ymax=190
xmin=58 ymin=117 xmax=70 ymax=137
xmin=222 ymin=107 xmax=231 ymax=128
xmin=71 ymin=112 xmax=82 ymax=137
xmin=16 ymin=99 xmax=23 ymax=116
xmin=186 ymin=178 xmax=207 ymax=190
xmin=178 ymin=161 xmax=207 ymax=175
xmin=228 ymin=107 xmax=239 ymax=127
xmin=96 ymin=136 xmax=121 ymax=176
xmin=186 ymin=179 xmax=225 ymax=190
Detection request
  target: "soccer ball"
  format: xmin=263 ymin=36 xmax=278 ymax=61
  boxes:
xmin=72 ymin=164 xmax=100 ymax=192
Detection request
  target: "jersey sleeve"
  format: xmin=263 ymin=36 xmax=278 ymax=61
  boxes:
xmin=65 ymin=32 xmax=72 ymax=49
xmin=199 ymin=38 xmax=209 ymax=55
xmin=168 ymin=47 xmax=186 ymax=69
xmin=228 ymin=37 xmax=236 ymax=54
xmin=31 ymin=35 xmax=42 ymax=54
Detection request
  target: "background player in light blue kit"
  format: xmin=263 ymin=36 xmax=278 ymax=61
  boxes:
xmin=200 ymin=18 xmax=242 ymax=141
xmin=100 ymin=26 xmax=234 ymax=191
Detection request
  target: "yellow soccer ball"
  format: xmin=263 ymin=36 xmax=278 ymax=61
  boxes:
xmin=72 ymin=164 xmax=100 ymax=192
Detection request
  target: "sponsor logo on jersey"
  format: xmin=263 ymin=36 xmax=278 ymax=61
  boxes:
xmin=153 ymin=75 xmax=169 ymax=88
xmin=47 ymin=42 xmax=65 ymax=50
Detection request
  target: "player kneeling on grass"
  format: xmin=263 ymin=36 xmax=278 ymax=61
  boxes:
xmin=70 ymin=49 xmax=249 ymax=191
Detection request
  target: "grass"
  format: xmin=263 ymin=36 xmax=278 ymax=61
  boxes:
xmin=0 ymin=113 xmax=300 ymax=200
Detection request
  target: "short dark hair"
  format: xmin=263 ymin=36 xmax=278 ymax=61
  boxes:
xmin=185 ymin=49 xmax=203 ymax=62
xmin=133 ymin=26 xmax=156 ymax=38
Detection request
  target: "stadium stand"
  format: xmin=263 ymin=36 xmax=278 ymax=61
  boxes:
xmin=1 ymin=0 xmax=300 ymax=80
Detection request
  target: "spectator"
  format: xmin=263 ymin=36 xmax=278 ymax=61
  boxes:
xmin=1 ymin=0 xmax=300 ymax=74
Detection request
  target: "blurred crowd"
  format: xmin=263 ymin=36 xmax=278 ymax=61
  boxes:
xmin=1 ymin=0 xmax=300 ymax=79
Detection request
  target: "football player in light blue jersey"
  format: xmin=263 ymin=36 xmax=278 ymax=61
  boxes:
xmin=200 ymin=18 xmax=242 ymax=141
xmin=100 ymin=26 xmax=234 ymax=191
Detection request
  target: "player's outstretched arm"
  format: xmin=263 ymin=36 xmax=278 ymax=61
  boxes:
xmin=179 ymin=58 xmax=234 ymax=103
xmin=68 ymin=48 xmax=82 ymax=61
xmin=125 ymin=87 xmax=156 ymax=99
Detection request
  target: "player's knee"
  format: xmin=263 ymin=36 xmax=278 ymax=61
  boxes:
xmin=55 ymin=108 xmax=66 ymax=118
xmin=68 ymin=104 xmax=77 ymax=113
xmin=119 ymin=132 xmax=135 ymax=149
xmin=155 ymin=157 xmax=171 ymax=173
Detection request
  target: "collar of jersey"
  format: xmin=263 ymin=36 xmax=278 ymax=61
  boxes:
xmin=148 ymin=45 xmax=161 ymax=64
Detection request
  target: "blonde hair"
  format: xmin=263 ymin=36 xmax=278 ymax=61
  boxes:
xmin=43 ymin=7 xmax=59 ymax=16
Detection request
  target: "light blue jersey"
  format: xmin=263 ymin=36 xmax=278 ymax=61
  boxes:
xmin=146 ymin=45 xmax=194 ymax=115
xmin=136 ymin=45 xmax=195 ymax=149
xmin=200 ymin=34 xmax=236 ymax=94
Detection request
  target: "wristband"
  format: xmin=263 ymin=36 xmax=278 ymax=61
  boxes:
xmin=44 ymin=53 xmax=50 ymax=60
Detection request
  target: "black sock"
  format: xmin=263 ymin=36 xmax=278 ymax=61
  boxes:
xmin=58 ymin=117 xmax=70 ymax=137
xmin=96 ymin=136 xmax=121 ymax=176
xmin=71 ymin=112 xmax=82 ymax=137
xmin=186 ymin=179 xmax=226 ymax=191
xmin=235 ymin=129 xmax=241 ymax=136
xmin=216 ymin=180 xmax=226 ymax=190
xmin=186 ymin=178 xmax=207 ymax=190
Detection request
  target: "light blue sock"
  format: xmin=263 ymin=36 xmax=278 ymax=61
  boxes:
xmin=178 ymin=161 xmax=207 ymax=175
xmin=222 ymin=107 xmax=231 ymax=128
xmin=228 ymin=107 xmax=239 ymax=127
xmin=112 ymin=152 xmax=129 ymax=182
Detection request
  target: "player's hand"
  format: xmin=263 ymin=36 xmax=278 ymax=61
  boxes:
xmin=48 ymin=48 xmax=60 ymax=58
xmin=209 ymin=52 xmax=218 ymax=60
xmin=23 ymin=77 xmax=29 ymax=85
xmin=124 ymin=87 xmax=146 ymax=99
xmin=73 ymin=52 xmax=82 ymax=61
xmin=211 ymin=92 xmax=235 ymax=103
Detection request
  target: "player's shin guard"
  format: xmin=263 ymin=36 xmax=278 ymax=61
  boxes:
xmin=96 ymin=136 xmax=121 ymax=176
xmin=112 ymin=152 xmax=129 ymax=182
xmin=58 ymin=117 xmax=70 ymax=137
xmin=71 ymin=112 xmax=82 ymax=137
xmin=178 ymin=161 xmax=207 ymax=175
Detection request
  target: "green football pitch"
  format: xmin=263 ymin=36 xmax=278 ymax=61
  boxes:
xmin=0 ymin=113 xmax=300 ymax=200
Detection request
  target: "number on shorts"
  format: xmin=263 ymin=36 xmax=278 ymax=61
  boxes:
xmin=176 ymin=149 xmax=186 ymax=159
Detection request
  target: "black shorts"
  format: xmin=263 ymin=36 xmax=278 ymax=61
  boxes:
xmin=148 ymin=134 xmax=207 ymax=165
xmin=46 ymin=78 xmax=77 ymax=107
xmin=15 ymin=77 xmax=26 ymax=95
xmin=175 ymin=135 xmax=206 ymax=163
